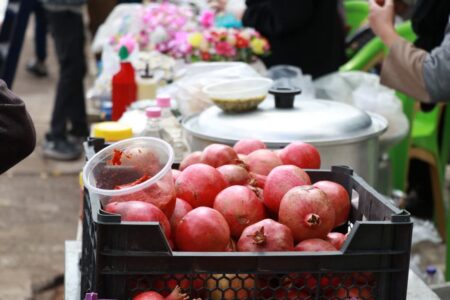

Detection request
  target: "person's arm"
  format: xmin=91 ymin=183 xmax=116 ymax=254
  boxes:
xmin=422 ymin=26 xmax=450 ymax=102
xmin=242 ymin=0 xmax=314 ymax=37
xmin=369 ymin=0 xmax=429 ymax=100
xmin=0 ymin=80 xmax=36 ymax=174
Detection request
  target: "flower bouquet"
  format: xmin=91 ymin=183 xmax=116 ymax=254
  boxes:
xmin=109 ymin=3 xmax=270 ymax=63
xmin=179 ymin=27 xmax=270 ymax=63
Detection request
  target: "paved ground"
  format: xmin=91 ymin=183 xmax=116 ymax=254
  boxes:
xmin=0 ymin=12 xmax=93 ymax=300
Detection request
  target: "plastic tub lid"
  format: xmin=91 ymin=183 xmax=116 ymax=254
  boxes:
xmin=93 ymin=122 xmax=133 ymax=142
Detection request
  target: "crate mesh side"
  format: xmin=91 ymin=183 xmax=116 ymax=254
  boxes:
xmin=110 ymin=272 xmax=380 ymax=300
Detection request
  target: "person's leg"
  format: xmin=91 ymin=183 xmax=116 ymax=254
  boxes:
xmin=34 ymin=1 xmax=47 ymax=63
xmin=44 ymin=10 xmax=86 ymax=160
xmin=64 ymin=11 xmax=88 ymax=138
xmin=26 ymin=1 xmax=48 ymax=77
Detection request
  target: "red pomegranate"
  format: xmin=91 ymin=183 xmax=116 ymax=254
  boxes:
xmin=313 ymin=180 xmax=350 ymax=227
xmin=119 ymin=147 xmax=163 ymax=177
xmin=217 ymin=164 xmax=251 ymax=186
xmin=169 ymin=198 xmax=193 ymax=239
xmin=172 ymin=169 xmax=182 ymax=182
xmin=336 ymin=287 xmax=375 ymax=299
xmin=278 ymin=186 xmax=335 ymax=241
xmin=294 ymin=239 xmax=337 ymax=252
xmin=175 ymin=207 xmax=230 ymax=252
xmin=246 ymin=149 xmax=282 ymax=176
xmin=326 ymin=232 xmax=347 ymax=250
xmin=233 ymin=139 xmax=267 ymax=155
xmin=175 ymin=164 xmax=228 ymax=208
xmin=263 ymin=165 xmax=311 ymax=213
xmin=105 ymin=201 xmax=171 ymax=240
xmin=237 ymin=219 xmax=294 ymax=252
xmin=279 ymin=142 xmax=321 ymax=169
xmin=201 ymin=144 xmax=239 ymax=167
xmin=179 ymin=151 xmax=202 ymax=171
xmin=133 ymin=286 xmax=191 ymax=300
xmin=111 ymin=175 xmax=176 ymax=218
xmin=249 ymin=172 xmax=267 ymax=189
xmin=214 ymin=186 xmax=266 ymax=238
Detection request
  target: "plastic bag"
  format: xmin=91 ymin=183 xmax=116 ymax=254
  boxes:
xmin=167 ymin=62 xmax=262 ymax=116
xmin=314 ymin=71 xmax=409 ymax=151
xmin=92 ymin=3 xmax=144 ymax=54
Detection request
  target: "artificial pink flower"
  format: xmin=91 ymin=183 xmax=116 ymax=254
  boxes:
xmin=199 ymin=10 xmax=215 ymax=28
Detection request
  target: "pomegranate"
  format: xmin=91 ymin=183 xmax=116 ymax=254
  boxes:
xmin=105 ymin=201 xmax=171 ymax=240
xmin=233 ymin=139 xmax=267 ymax=155
xmin=237 ymin=219 xmax=294 ymax=252
xmin=247 ymin=185 xmax=264 ymax=202
xmin=263 ymin=165 xmax=311 ymax=213
xmin=175 ymin=164 xmax=228 ymax=208
xmin=111 ymin=174 xmax=176 ymax=218
xmin=201 ymin=144 xmax=239 ymax=167
xmin=226 ymin=239 xmax=237 ymax=252
xmin=119 ymin=147 xmax=163 ymax=176
xmin=133 ymin=286 xmax=192 ymax=300
xmin=336 ymin=287 xmax=375 ymax=299
xmin=237 ymin=154 xmax=248 ymax=163
xmin=214 ymin=186 xmax=266 ymax=238
xmin=172 ymin=170 xmax=182 ymax=183
xmin=294 ymin=239 xmax=337 ymax=252
xmin=246 ymin=149 xmax=282 ymax=176
xmin=151 ymin=276 xmax=206 ymax=298
xmin=326 ymin=232 xmax=347 ymax=250
xmin=175 ymin=207 xmax=230 ymax=251
xmin=279 ymin=142 xmax=321 ymax=169
xmin=217 ymin=164 xmax=251 ymax=186
xmin=179 ymin=151 xmax=202 ymax=171
xmin=278 ymin=186 xmax=335 ymax=241
xmin=249 ymin=172 xmax=267 ymax=189
xmin=313 ymin=180 xmax=350 ymax=227
xmin=169 ymin=198 xmax=193 ymax=239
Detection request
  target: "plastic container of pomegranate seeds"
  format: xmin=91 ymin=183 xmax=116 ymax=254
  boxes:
xmin=81 ymin=138 xmax=412 ymax=300
xmin=82 ymin=137 xmax=175 ymax=209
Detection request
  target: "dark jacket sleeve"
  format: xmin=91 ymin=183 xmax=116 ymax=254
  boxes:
xmin=0 ymin=80 xmax=36 ymax=174
xmin=242 ymin=0 xmax=314 ymax=37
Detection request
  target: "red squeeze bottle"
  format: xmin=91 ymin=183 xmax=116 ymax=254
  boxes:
xmin=112 ymin=46 xmax=137 ymax=121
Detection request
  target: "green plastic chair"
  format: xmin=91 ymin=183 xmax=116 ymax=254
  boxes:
xmin=343 ymin=1 xmax=370 ymax=37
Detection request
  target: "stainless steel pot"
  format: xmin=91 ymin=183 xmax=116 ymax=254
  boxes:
xmin=183 ymin=91 xmax=387 ymax=187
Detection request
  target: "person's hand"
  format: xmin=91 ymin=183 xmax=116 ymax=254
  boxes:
xmin=208 ymin=0 xmax=228 ymax=13
xmin=369 ymin=0 xmax=400 ymax=47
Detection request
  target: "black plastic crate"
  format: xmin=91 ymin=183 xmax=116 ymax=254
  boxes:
xmin=80 ymin=138 xmax=412 ymax=300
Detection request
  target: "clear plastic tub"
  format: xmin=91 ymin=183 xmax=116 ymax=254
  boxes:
xmin=203 ymin=78 xmax=273 ymax=112
xmin=83 ymin=137 xmax=175 ymax=213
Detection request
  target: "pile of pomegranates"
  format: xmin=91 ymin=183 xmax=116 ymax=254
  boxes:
xmin=103 ymin=139 xmax=375 ymax=299
xmin=174 ymin=140 xmax=350 ymax=253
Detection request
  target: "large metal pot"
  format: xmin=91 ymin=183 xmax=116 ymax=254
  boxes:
xmin=183 ymin=91 xmax=387 ymax=187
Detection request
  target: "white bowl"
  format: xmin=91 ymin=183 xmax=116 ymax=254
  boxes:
xmin=203 ymin=78 xmax=274 ymax=112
